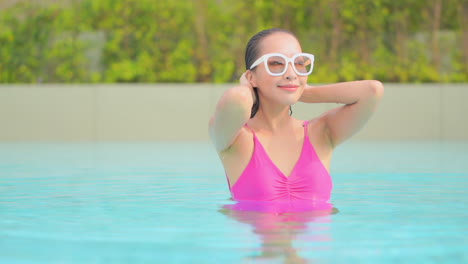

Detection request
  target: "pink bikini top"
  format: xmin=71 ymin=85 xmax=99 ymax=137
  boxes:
xmin=227 ymin=121 xmax=333 ymax=205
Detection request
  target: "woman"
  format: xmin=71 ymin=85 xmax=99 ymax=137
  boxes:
xmin=209 ymin=28 xmax=383 ymax=210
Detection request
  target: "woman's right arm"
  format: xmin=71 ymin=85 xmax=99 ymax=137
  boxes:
xmin=208 ymin=73 xmax=255 ymax=153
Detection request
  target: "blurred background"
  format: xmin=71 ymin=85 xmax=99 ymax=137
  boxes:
xmin=0 ymin=0 xmax=467 ymax=141
xmin=2 ymin=2 xmax=468 ymax=263
xmin=1 ymin=0 xmax=467 ymax=83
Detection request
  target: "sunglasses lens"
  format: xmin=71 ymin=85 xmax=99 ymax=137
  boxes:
xmin=294 ymin=55 xmax=313 ymax=74
xmin=266 ymin=56 xmax=286 ymax=74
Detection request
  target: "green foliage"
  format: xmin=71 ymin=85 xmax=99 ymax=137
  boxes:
xmin=0 ymin=0 xmax=466 ymax=83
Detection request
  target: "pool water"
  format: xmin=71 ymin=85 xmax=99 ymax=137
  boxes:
xmin=1 ymin=141 xmax=467 ymax=263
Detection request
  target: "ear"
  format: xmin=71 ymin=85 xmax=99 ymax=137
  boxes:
xmin=245 ymin=70 xmax=258 ymax=87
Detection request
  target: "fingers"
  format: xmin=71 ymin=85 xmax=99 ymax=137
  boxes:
xmin=239 ymin=71 xmax=252 ymax=88
xmin=238 ymin=71 xmax=256 ymax=105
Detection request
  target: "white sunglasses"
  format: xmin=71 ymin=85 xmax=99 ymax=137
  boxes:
xmin=249 ymin=53 xmax=315 ymax=76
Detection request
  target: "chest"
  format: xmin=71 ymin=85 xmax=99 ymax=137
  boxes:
xmin=256 ymin=134 xmax=304 ymax=177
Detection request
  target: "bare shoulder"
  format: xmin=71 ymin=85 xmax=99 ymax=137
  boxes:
xmin=219 ymin=125 xmax=253 ymax=159
xmin=308 ymin=111 xmax=337 ymax=147
xmin=306 ymin=116 xmax=334 ymax=169
xmin=218 ymin=125 xmax=255 ymax=186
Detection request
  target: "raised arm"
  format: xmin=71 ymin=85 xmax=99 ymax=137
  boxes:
xmin=299 ymin=80 xmax=384 ymax=148
xmin=209 ymin=73 xmax=255 ymax=153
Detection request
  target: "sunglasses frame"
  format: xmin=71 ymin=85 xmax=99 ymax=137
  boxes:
xmin=249 ymin=53 xmax=315 ymax=76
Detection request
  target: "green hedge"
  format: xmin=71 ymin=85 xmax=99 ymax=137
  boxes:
xmin=1 ymin=0 xmax=467 ymax=83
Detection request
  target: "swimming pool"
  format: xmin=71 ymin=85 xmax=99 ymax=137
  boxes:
xmin=1 ymin=141 xmax=467 ymax=263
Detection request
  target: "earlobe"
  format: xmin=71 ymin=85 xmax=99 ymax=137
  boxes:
xmin=246 ymin=70 xmax=258 ymax=87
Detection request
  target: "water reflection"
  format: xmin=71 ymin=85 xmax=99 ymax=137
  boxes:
xmin=219 ymin=200 xmax=338 ymax=263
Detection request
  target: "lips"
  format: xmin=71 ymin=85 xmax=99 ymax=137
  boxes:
xmin=278 ymin=84 xmax=299 ymax=91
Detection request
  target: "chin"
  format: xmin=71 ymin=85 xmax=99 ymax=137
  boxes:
xmin=280 ymin=97 xmax=300 ymax=106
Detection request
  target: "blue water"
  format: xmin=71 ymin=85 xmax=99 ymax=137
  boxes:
xmin=1 ymin=141 xmax=467 ymax=263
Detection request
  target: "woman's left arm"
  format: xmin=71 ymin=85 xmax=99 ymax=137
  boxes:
xmin=299 ymin=80 xmax=384 ymax=148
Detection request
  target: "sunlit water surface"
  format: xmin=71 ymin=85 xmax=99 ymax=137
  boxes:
xmin=1 ymin=141 xmax=467 ymax=263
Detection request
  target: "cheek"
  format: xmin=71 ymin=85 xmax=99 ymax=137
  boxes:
xmin=256 ymin=73 xmax=276 ymax=88
xmin=252 ymin=70 xmax=271 ymax=87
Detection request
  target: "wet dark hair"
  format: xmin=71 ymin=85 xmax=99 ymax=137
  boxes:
xmin=245 ymin=28 xmax=298 ymax=118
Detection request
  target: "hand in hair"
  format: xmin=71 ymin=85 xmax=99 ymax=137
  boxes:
xmin=239 ymin=71 xmax=256 ymax=104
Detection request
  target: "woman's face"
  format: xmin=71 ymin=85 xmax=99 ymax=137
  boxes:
xmin=249 ymin=32 xmax=308 ymax=107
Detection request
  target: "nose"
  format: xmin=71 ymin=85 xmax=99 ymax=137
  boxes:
xmin=284 ymin=61 xmax=297 ymax=79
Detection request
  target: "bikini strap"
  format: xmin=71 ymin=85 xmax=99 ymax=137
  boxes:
xmin=303 ymin=120 xmax=310 ymax=139
xmin=244 ymin=123 xmax=257 ymax=138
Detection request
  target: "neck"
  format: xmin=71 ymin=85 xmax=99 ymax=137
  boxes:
xmin=251 ymin=104 xmax=292 ymax=132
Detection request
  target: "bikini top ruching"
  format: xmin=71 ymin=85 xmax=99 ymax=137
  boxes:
xmin=228 ymin=121 xmax=332 ymax=202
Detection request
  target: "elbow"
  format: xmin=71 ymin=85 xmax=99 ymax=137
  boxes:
xmin=369 ymin=80 xmax=384 ymax=99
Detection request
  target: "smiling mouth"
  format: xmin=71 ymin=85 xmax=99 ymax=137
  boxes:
xmin=278 ymin=85 xmax=299 ymax=91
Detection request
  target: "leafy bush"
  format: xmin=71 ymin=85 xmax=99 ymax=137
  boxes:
xmin=0 ymin=0 xmax=466 ymax=83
